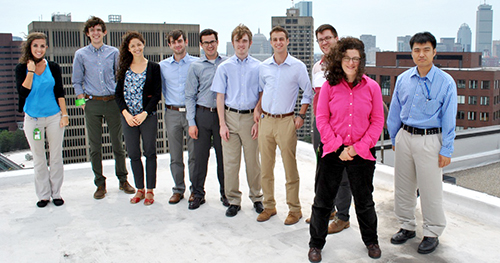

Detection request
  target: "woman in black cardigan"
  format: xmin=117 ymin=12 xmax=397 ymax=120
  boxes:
xmin=115 ymin=31 xmax=161 ymax=205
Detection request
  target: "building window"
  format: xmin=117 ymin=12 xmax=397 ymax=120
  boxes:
xmin=456 ymin=111 xmax=465 ymax=120
xmin=380 ymin=75 xmax=391 ymax=96
xmin=457 ymin=95 xmax=465 ymax=104
xmin=480 ymin=96 xmax=490 ymax=105
xmin=480 ymin=112 xmax=489 ymax=121
xmin=495 ymin=80 xmax=499 ymax=89
xmin=468 ymin=96 xmax=477 ymax=105
xmin=481 ymin=80 xmax=490 ymax=90
xmin=456 ymin=126 xmax=464 ymax=131
xmin=469 ymin=80 xmax=478 ymax=89
xmin=367 ymin=74 xmax=376 ymax=81
xmin=468 ymin=111 xmax=476 ymax=120
xmin=457 ymin=79 xmax=466 ymax=89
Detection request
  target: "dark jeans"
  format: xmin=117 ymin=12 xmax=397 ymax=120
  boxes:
xmin=313 ymin=118 xmax=352 ymax=221
xmin=121 ymin=113 xmax=157 ymax=189
xmin=191 ymin=107 xmax=224 ymax=198
xmin=309 ymin=144 xmax=378 ymax=249
xmin=85 ymin=99 xmax=128 ymax=187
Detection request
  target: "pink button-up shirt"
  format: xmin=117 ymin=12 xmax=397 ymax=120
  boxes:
xmin=316 ymin=75 xmax=384 ymax=160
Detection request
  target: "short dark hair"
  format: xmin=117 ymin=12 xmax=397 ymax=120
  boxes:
xmin=270 ymin=26 xmax=289 ymax=39
xmin=200 ymin=29 xmax=218 ymax=42
xmin=83 ymin=16 xmax=106 ymax=37
xmin=315 ymin=24 xmax=338 ymax=38
xmin=167 ymin=30 xmax=186 ymax=44
xmin=409 ymin=32 xmax=436 ymax=49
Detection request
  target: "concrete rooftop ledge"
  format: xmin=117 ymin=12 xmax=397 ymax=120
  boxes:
xmin=1 ymin=142 xmax=500 ymax=262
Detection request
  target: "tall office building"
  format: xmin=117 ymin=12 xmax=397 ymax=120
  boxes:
xmin=397 ymin=35 xmax=412 ymax=52
xmin=272 ymin=7 xmax=314 ymax=140
xmin=360 ymin=34 xmax=377 ymax=65
xmin=29 ymin=15 xmax=199 ymax=164
xmin=493 ymin=40 xmax=500 ymax=58
xmin=457 ymin=23 xmax=472 ymax=52
xmin=0 ymin=33 xmax=23 ymax=131
xmin=294 ymin=1 xmax=313 ymax=17
xmin=476 ymin=3 xmax=493 ymax=55
xmin=249 ymin=28 xmax=272 ymax=61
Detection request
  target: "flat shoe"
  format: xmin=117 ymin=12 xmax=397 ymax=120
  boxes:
xmin=37 ymin=200 xmax=49 ymax=208
xmin=53 ymin=198 xmax=64 ymax=206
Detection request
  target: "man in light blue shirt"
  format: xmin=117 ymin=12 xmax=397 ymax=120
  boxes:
xmin=72 ymin=16 xmax=134 ymax=199
xmin=211 ymin=24 xmax=263 ymax=218
xmin=255 ymin=26 xmax=313 ymax=226
xmin=159 ymin=30 xmax=199 ymax=205
xmin=185 ymin=29 xmax=228 ymax=210
xmin=387 ymin=32 xmax=457 ymax=254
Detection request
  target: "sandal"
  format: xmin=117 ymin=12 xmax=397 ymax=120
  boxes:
xmin=144 ymin=190 xmax=154 ymax=206
xmin=130 ymin=189 xmax=145 ymax=204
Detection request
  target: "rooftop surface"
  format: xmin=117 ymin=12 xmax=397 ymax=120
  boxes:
xmin=1 ymin=142 xmax=500 ymax=262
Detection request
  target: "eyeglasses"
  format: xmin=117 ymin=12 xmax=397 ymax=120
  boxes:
xmin=202 ymin=40 xmax=217 ymax=47
xmin=317 ymin=36 xmax=334 ymax=43
xmin=342 ymin=56 xmax=362 ymax=63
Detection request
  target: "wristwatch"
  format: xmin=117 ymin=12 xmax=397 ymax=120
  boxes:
xmin=298 ymin=113 xmax=307 ymax=119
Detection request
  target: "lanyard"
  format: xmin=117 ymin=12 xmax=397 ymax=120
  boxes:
xmin=420 ymin=78 xmax=430 ymax=100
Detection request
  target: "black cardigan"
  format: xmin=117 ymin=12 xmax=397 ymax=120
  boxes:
xmin=115 ymin=61 xmax=162 ymax=115
xmin=15 ymin=61 xmax=64 ymax=113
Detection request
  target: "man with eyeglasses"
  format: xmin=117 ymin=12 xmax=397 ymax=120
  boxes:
xmin=254 ymin=26 xmax=313 ymax=225
xmin=387 ymin=32 xmax=457 ymax=254
xmin=211 ymin=24 xmax=264 ymax=217
xmin=160 ymin=30 xmax=199 ymax=205
xmin=185 ymin=29 xmax=228 ymax=210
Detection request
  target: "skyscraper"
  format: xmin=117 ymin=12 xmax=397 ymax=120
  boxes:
xmin=0 ymin=33 xmax=23 ymax=131
xmin=457 ymin=23 xmax=472 ymax=52
xmin=272 ymin=7 xmax=314 ymax=140
xmin=476 ymin=3 xmax=493 ymax=55
xmin=360 ymin=34 xmax=376 ymax=50
xmin=294 ymin=1 xmax=313 ymax=17
xmin=397 ymin=35 xmax=412 ymax=52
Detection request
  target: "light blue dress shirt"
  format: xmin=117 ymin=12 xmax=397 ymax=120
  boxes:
xmin=210 ymin=55 xmax=261 ymax=110
xmin=387 ymin=65 xmax=457 ymax=157
xmin=159 ymin=54 xmax=199 ymax=106
xmin=72 ymin=44 xmax=119 ymax=96
xmin=185 ymin=54 xmax=228 ymax=126
xmin=259 ymin=54 xmax=313 ymax=114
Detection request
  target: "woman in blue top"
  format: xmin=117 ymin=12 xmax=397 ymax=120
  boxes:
xmin=15 ymin=32 xmax=69 ymax=208
xmin=115 ymin=31 xmax=161 ymax=205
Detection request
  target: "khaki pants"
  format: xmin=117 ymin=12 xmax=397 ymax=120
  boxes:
xmin=258 ymin=115 xmax=301 ymax=212
xmin=394 ymin=128 xmax=447 ymax=237
xmin=222 ymin=110 xmax=262 ymax=206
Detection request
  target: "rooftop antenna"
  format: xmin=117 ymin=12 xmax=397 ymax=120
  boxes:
xmin=291 ymin=0 xmax=295 ymax=8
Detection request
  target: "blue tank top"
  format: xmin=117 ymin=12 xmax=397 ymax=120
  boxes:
xmin=23 ymin=60 xmax=61 ymax=118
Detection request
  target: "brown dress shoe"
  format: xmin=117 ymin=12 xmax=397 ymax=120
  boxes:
xmin=188 ymin=192 xmax=194 ymax=202
xmin=94 ymin=185 xmax=107 ymax=199
xmin=328 ymin=216 xmax=350 ymax=234
xmin=306 ymin=211 xmax=336 ymax=224
xmin=285 ymin=211 xmax=303 ymax=225
xmin=367 ymin=243 xmax=381 ymax=259
xmin=308 ymin=247 xmax=322 ymax=262
xmin=119 ymin=181 xmax=135 ymax=194
xmin=169 ymin=193 xmax=184 ymax=204
xmin=257 ymin=208 xmax=277 ymax=222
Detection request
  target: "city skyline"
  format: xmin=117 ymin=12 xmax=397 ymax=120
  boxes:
xmin=2 ymin=0 xmax=500 ymax=53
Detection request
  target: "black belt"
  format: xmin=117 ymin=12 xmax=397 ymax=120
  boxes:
xmin=262 ymin=110 xmax=294 ymax=118
xmin=85 ymin=94 xmax=115 ymax=101
xmin=166 ymin=105 xmax=186 ymax=112
xmin=402 ymin=124 xmax=441 ymax=135
xmin=197 ymin=105 xmax=217 ymax=112
xmin=225 ymin=106 xmax=254 ymax=114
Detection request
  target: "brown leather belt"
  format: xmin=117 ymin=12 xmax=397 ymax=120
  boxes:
xmin=262 ymin=110 xmax=294 ymax=118
xmin=85 ymin=94 xmax=115 ymax=101
xmin=166 ymin=105 xmax=186 ymax=112
xmin=225 ymin=106 xmax=254 ymax=114
xmin=197 ymin=105 xmax=217 ymax=112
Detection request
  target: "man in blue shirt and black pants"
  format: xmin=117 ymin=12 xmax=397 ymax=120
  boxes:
xmin=387 ymin=32 xmax=457 ymax=254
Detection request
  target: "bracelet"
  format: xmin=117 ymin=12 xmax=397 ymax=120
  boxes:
xmin=62 ymin=115 xmax=69 ymax=117
xmin=28 ymin=70 xmax=35 ymax=73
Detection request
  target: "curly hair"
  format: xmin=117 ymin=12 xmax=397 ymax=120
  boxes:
xmin=324 ymin=37 xmax=366 ymax=86
xmin=19 ymin=32 xmax=47 ymax=64
xmin=117 ymin=31 xmax=145 ymax=82
xmin=83 ymin=16 xmax=106 ymax=40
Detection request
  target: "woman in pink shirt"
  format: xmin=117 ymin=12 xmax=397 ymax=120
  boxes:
xmin=308 ymin=37 xmax=384 ymax=262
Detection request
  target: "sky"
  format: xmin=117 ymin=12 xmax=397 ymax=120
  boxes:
xmin=1 ymin=0 xmax=500 ymax=53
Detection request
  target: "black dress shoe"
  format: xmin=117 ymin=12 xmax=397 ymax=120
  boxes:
xmin=254 ymin=201 xmax=264 ymax=214
xmin=391 ymin=228 xmax=416 ymax=244
xmin=220 ymin=195 xmax=230 ymax=207
xmin=225 ymin=205 xmax=241 ymax=217
xmin=53 ymin=198 xmax=64 ymax=206
xmin=36 ymin=200 xmax=49 ymax=208
xmin=188 ymin=197 xmax=205 ymax=210
xmin=308 ymin=247 xmax=322 ymax=262
xmin=418 ymin=236 xmax=439 ymax=254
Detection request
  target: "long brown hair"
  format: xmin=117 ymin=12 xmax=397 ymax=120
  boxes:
xmin=19 ymin=32 xmax=47 ymax=64
xmin=117 ymin=31 xmax=145 ymax=82
xmin=324 ymin=37 xmax=366 ymax=86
